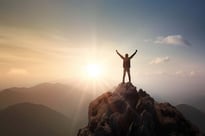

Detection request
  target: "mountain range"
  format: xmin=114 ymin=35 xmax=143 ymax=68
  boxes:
xmin=0 ymin=83 xmax=93 ymax=135
xmin=0 ymin=82 xmax=204 ymax=135
xmin=0 ymin=103 xmax=71 ymax=136
xmin=78 ymin=83 xmax=203 ymax=136
xmin=176 ymin=104 xmax=205 ymax=133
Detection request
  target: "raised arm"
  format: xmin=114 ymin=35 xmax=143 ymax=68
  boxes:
xmin=116 ymin=50 xmax=124 ymax=59
xmin=129 ymin=50 xmax=138 ymax=59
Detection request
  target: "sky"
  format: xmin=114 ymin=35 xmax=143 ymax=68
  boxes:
xmin=0 ymin=0 xmax=205 ymax=104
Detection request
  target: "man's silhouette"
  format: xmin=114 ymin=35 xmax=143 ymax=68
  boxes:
xmin=116 ymin=50 xmax=137 ymax=83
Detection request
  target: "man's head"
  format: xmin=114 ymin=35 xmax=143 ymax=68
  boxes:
xmin=125 ymin=53 xmax=128 ymax=58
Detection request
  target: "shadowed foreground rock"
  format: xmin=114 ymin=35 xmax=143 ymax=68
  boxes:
xmin=77 ymin=83 xmax=203 ymax=136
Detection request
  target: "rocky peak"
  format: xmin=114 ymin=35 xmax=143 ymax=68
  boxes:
xmin=77 ymin=83 xmax=202 ymax=136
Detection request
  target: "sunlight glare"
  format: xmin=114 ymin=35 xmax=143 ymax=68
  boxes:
xmin=86 ymin=64 xmax=102 ymax=78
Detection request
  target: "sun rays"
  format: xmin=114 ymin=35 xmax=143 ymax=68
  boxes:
xmin=86 ymin=63 xmax=102 ymax=78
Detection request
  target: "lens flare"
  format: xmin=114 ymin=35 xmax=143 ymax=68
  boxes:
xmin=86 ymin=64 xmax=102 ymax=78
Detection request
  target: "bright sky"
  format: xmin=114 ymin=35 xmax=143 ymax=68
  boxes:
xmin=0 ymin=0 xmax=205 ymax=103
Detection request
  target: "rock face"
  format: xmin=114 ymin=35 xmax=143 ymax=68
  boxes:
xmin=77 ymin=83 xmax=203 ymax=136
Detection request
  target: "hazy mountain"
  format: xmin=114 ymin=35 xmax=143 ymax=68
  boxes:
xmin=176 ymin=104 xmax=205 ymax=133
xmin=0 ymin=83 xmax=89 ymax=112
xmin=1 ymin=82 xmax=204 ymax=135
xmin=0 ymin=83 xmax=93 ymax=135
xmin=189 ymin=96 xmax=205 ymax=113
xmin=0 ymin=103 xmax=71 ymax=136
xmin=78 ymin=83 xmax=202 ymax=136
xmin=0 ymin=83 xmax=90 ymax=111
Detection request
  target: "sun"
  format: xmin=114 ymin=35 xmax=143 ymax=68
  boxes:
xmin=86 ymin=63 xmax=102 ymax=78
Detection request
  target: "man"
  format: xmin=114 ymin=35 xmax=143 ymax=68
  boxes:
xmin=116 ymin=50 xmax=137 ymax=83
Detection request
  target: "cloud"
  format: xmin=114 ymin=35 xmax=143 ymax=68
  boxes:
xmin=175 ymin=70 xmax=197 ymax=77
xmin=189 ymin=71 xmax=197 ymax=77
xmin=175 ymin=70 xmax=184 ymax=76
xmin=144 ymin=71 xmax=167 ymax=77
xmin=150 ymin=56 xmax=170 ymax=64
xmin=8 ymin=68 xmax=29 ymax=75
xmin=154 ymin=35 xmax=191 ymax=46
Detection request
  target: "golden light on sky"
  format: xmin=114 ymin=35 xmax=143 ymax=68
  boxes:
xmin=0 ymin=0 xmax=204 ymax=105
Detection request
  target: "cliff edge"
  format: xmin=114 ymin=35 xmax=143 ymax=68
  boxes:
xmin=77 ymin=83 xmax=202 ymax=136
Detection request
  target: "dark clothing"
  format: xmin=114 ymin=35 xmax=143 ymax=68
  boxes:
xmin=123 ymin=57 xmax=131 ymax=68
xmin=123 ymin=68 xmax=130 ymax=83
xmin=116 ymin=50 xmax=137 ymax=83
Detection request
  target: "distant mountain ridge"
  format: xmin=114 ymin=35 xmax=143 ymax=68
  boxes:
xmin=0 ymin=82 xmax=91 ymax=116
xmin=0 ymin=82 xmax=204 ymax=136
xmin=189 ymin=96 xmax=205 ymax=113
xmin=176 ymin=104 xmax=205 ymax=133
xmin=0 ymin=103 xmax=71 ymax=136
xmin=0 ymin=82 xmax=93 ymax=135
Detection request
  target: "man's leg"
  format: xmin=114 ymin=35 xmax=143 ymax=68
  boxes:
xmin=123 ymin=68 xmax=126 ymax=83
xmin=128 ymin=68 xmax=131 ymax=82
